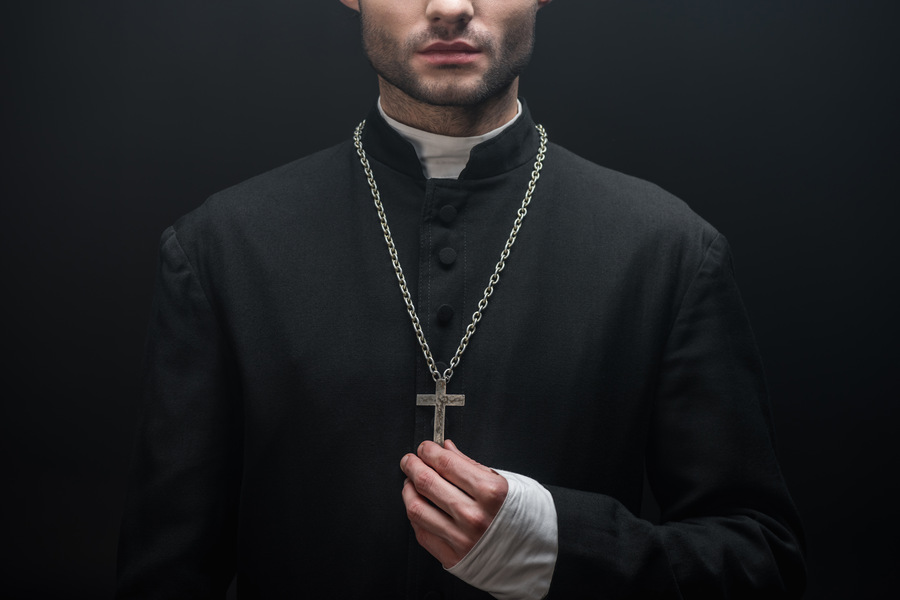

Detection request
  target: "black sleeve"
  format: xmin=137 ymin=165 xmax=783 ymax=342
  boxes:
xmin=116 ymin=226 xmax=242 ymax=598
xmin=547 ymin=234 xmax=806 ymax=598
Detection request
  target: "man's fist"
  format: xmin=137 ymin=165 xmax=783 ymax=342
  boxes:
xmin=400 ymin=440 xmax=509 ymax=568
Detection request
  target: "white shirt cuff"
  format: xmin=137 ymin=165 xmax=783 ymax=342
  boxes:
xmin=447 ymin=469 xmax=558 ymax=600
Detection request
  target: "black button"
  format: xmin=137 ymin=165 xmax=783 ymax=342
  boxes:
xmin=439 ymin=205 xmax=458 ymax=224
xmin=423 ymin=592 xmax=443 ymax=600
xmin=438 ymin=247 xmax=457 ymax=265
xmin=437 ymin=304 xmax=454 ymax=324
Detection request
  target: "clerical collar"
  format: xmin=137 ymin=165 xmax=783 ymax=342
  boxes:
xmin=377 ymin=97 xmax=523 ymax=180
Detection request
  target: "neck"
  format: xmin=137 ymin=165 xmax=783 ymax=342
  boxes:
xmin=378 ymin=77 xmax=520 ymax=137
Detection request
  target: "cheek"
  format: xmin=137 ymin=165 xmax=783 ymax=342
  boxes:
xmin=361 ymin=6 xmax=421 ymax=44
xmin=496 ymin=20 xmax=534 ymax=56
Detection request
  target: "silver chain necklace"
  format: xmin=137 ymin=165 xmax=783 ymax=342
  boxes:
xmin=353 ymin=120 xmax=548 ymax=443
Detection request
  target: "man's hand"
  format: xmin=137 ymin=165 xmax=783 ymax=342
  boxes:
xmin=400 ymin=440 xmax=509 ymax=568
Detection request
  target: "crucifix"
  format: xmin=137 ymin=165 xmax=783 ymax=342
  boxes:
xmin=417 ymin=379 xmax=465 ymax=445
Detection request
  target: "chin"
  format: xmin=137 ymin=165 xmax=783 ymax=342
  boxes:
xmin=419 ymin=87 xmax=489 ymax=107
xmin=404 ymin=75 xmax=499 ymax=107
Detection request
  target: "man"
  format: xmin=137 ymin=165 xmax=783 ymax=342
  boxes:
xmin=117 ymin=1 xmax=806 ymax=598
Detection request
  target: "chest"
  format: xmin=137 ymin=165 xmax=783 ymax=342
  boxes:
xmin=211 ymin=169 xmax=673 ymax=494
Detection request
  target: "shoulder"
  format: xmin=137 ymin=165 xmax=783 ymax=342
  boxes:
xmin=544 ymin=144 xmax=712 ymax=231
xmin=540 ymin=143 xmax=720 ymax=258
xmin=187 ymin=141 xmax=352 ymax=224
xmin=168 ymin=141 xmax=356 ymax=250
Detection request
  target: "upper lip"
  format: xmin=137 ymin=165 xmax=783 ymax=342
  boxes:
xmin=420 ymin=41 xmax=479 ymax=53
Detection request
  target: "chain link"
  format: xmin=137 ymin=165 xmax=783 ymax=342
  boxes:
xmin=353 ymin=120 xmax=548 ymax=384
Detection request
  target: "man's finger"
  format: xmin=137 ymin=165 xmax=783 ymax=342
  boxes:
xmin=416 ymin=442 xmax=508 ymax=509
xmin=409 ymin=521 xmax=462 ymax=569
xmin=401 ymin=478 xmax=468 ymax=559
xmin=400 ymin=453 xmax=473 ymax=522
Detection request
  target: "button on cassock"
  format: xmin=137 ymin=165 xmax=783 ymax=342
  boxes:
xmin=439 ymin=204 xmax=458 ymax=224
xmin=438 ymin=247 xmax=457 ymax=265
xmin=436 ymin=304 xmax=454 ymax=324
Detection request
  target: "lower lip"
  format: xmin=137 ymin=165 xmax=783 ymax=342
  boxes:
xmin=418 ymin=51 xmax=481 ymax=66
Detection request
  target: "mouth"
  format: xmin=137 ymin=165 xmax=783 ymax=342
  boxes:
xmin=418 ymin=41 xmax=482 ymax=66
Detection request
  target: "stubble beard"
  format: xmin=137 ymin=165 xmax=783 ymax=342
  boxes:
xmin=360 ymin=15 xmax=537 ymax=108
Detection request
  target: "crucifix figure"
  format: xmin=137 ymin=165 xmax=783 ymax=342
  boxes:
xmin=416 ymin=379 xmax=465 ymax=445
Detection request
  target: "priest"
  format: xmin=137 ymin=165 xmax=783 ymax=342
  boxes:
xmin=116 ymin=1 xmax=807 ymax=598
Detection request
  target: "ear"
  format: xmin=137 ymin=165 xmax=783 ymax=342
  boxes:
xmin=339 ymin=0 xmax=360 ymax=12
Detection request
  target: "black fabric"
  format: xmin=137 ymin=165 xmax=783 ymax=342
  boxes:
xmin=117 ymin=103 xmax=806 ymax=598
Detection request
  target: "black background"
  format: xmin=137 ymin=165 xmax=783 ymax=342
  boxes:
xmin=1 ymin=1 xmax=897 ymax=598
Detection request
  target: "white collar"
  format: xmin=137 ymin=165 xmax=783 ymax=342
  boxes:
xmin=378 ymin=98 xmax=523 ymax=179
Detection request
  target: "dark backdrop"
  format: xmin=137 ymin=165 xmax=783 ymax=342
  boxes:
xmin=2 ymin=1 xmax=897 ymax=598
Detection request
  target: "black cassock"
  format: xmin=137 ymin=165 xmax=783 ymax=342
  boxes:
xmin=117 ymin=104 xmax=806 ymax=598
